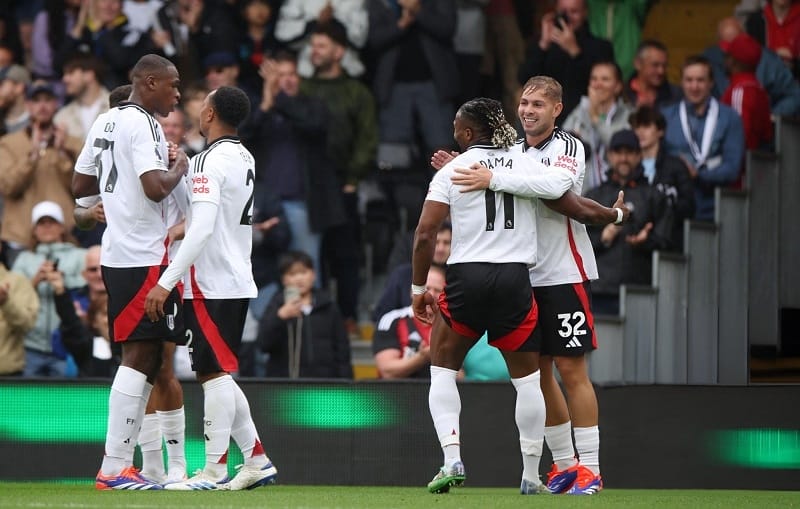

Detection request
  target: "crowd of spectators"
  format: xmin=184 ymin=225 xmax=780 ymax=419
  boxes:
xmin=0 ymin=0 xmax=797 ymax=379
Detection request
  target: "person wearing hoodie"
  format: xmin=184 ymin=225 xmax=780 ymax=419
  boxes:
xmin=585 ymin=129 xmax=673 ymax=315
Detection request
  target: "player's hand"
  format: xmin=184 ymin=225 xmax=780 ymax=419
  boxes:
xmin=412 ymin=291 xmax=437 ymax=325
xmin=144 ymin=285 xmax=170 ymax=322
xmin=167 ymin=142 xmax=179 ymax=164
xmin=255 ymin=216 xmax=280 ymax=232
xmin=430 ymin=149 xmax=458 ymax=171
xmin=611 ymin=190 xmax=630 ymax=223
xmin=626 ymin=222 xmax=653 ymax=246
xmin=91 ymin=202 xmax=106 ymax=223
xmin=168 ymin=220 xmax=186 ymax=242
xmin=172 ymin=149 xmax=189 ymax=175
xmin=451 ymin=164 xmax=493 ymax=192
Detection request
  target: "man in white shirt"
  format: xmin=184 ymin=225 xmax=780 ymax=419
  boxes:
xmin=144 ymin=86 xmax=277 ymax=491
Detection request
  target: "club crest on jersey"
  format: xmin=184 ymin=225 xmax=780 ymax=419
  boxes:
xmin=541 ymin=157 xmax=550 ymax=166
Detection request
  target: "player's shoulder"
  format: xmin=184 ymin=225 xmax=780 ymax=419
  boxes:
xmin=548 ymin=127 xmax=582 ymax=157
xmin=193 ymin=136 xmax=249 ymax=171
xmin=114 ymin=103 xmax=162 ymax=140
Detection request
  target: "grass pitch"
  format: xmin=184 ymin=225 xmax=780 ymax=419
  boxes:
xmin=1 ymin=483 xmax=799 ymax=509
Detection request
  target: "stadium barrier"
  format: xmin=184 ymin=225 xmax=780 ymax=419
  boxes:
xmin=1 ymin=379 xmax=797 ymax=489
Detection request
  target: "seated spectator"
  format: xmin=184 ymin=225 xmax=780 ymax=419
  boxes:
xmin=57 ymin=276 xmax=118 ymax=377
xmin=624 ymin=39 xmax=681 ymax=109
xmin=11 ymin=201 xmax=87 ymax=376
xmin=745 ymin=0 xmax=800 ymax=77
xmin=0 ymin=240 xmax=39 ymax=376
xmin=275 ymin=0 xmax=368 ymax=78
xmin=562 ymin=60 xmax=633 ymax=193
xmin=629 ymin=106 xmax=695 ymax=251
xmin=661 ymin=55 xmax=745 ymax=221
xmin=372 ymin=222 xmax=451 ymax=323
xmin=706 ymin=17 xmax=800 ymax=118
xmin=720 ymin=33 xmax=774 ymax=154
xmin=585 ymin=130 xmax=673 ymax=315
xmin=462 ymin=334 xmax=509 ymax=381
xmin=258 ymin=250 xmax=353 ymax=378
xmin=517 ymin=0 xmax=615 ymax=118
xmin=372 ymin=265 xmax=444 ymax=379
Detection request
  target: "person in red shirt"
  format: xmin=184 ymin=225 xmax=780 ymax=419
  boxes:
xmin=720 ymin=33 xmax=774 ymax=169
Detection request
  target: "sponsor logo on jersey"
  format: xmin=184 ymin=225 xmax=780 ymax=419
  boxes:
xmin=192 ymin=175 xmax=210 ymax=194
xmin=553 ymin=155 xmax=577 ymax=174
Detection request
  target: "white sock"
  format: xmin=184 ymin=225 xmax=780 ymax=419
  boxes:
xmin=230 ymin=382 xmax=268 ymax=468
xmin=157 ymin=407 xmax=187 ymax=479
xmin=511 ymin=371 xmax=545 ymax=483
xmin=138 ymin=413 xmax=165 ymax=479
xmin=545 ymin=421 xmax=578 ymax=471
xmin=429 ymin=366 xmax=461 ymax=467
xmin=101 ymin=366 xmax=147 ymax=475
xmin=202 ymin=375 xmax=236 ymax=480
xmin=574 ymin=426 xmax=600 ymax=475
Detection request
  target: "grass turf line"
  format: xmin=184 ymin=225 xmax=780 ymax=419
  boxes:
xmin=1 ymin=484 xmax=799 ymax=509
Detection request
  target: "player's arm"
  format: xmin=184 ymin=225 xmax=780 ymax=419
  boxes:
xmin=144 ymin=201 xmax=218 ymax=321
xmin=543 ymin=190 xmax=630 ymax=225
xmin=412 ymin=200 xmax=449 ymax=325
xmin=140 ymin=149 xmax=189 ymax=202
xmin=73 ymin=195 xmax=104 ymax=230
xmin=71 ymin=136 xmax=100 ymax=198
xmin=451 ymin=161 xmax=574 ymax=200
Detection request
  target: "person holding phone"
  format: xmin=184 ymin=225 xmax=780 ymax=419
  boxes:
xmin=517 ymin=0 xmax=614 ymax=118
xmin=10 ymin=201 xmax=87 ymax=376
xmin=257 ymin=250 xmax=353 ymax=379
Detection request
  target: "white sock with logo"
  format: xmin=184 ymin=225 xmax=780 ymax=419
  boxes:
xmin=202 ymin=375 xmax=236 ymax=480
xmin=157 ymin=407 xmax=187 ymax=480
xmin=101 ymin=366 xmax=147 ymax=476
xmin=429 ymin=366 xmax=461 ymax=468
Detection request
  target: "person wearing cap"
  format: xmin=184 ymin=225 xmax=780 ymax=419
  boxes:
xmin=0 ymin=80 xmax=83 ymax=263
xmin=0 ymin=64 xmax=32 ymax=135
xmin=10 ymin=201 xmax=87 ymax=377
xmin=720 ymin=33 xmax=774 ymax=154
xmin=202 ymin=51 xmax=241 ymax=93
xmin=585 ymin=129 xmax=674 ymax=315
xmin=0 ymin=240 xmax=39 ymax=377
xmin=704 ymin=16 xmax=800 ymax=117
xmin=661 ymin=55 xmax=745 ymax=221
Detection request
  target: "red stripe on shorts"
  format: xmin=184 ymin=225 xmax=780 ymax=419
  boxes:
xmin=113 ymin=265 xmax=161 ymax=341
xmin=191 ymin=298 xmax=239 ymax=373
xmin=572 ymin=282 xmax=597 ymax=348
xmin=490 ymin=296 xmax=539 ymax=352
xmin=437 ymin=290 xmax=480 ymax=339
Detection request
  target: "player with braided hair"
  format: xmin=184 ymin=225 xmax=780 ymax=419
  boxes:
xmin=416 ymin=96 xmax=627 ymax=494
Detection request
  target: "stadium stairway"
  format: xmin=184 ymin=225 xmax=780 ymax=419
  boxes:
xmin=588 ymin=117 xmax=800 ymax=385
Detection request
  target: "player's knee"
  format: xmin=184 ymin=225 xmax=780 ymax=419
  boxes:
xmin=553 ymin=356 xmax=588 ymax=385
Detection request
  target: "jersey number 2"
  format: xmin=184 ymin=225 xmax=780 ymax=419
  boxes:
xmin=240 ymin=169 xmax=255 ymax=225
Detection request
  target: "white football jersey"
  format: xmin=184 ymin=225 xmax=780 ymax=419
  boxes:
xmin=526 ymin=128 xmax=599 ymax=286
xmin=427 ymin=144 xmax=542 ymax=265
xmin=74 ymin=103 xmax=170 ymax=267
xmin=184 ymin=137 xmax=257 ymax=299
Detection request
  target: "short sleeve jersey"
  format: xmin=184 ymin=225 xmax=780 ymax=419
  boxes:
xmin=426 ymin=144 xmax=539 ymax=265
xmin=526 ymin=128 xmax=599 ymax=286
xmin=184 ymin=136 xmax=257 ymax=300
xmin=74 ymin=103 xmax=170 ymax=268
